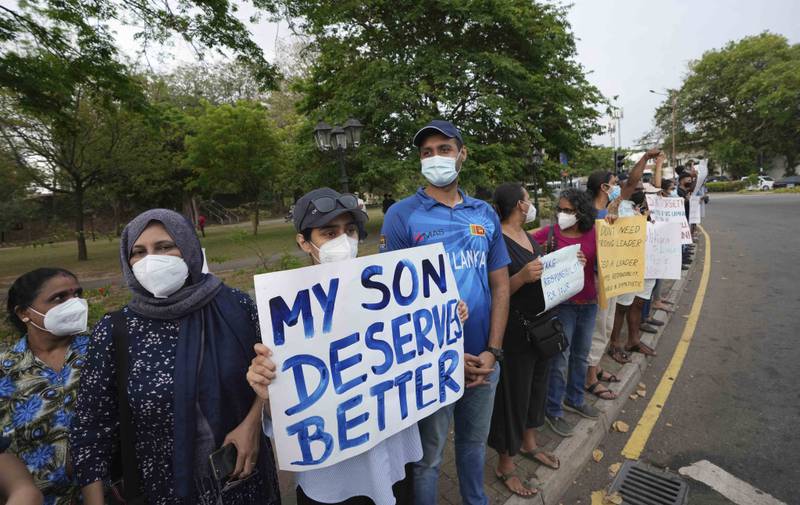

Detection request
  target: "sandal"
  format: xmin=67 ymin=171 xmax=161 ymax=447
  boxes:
xmin=596 ymin=368 xmax=620 ymax=383
xmin=626 ymin=342 xmax=657 ymax=357
xmin=586 ymin=382 xmax=618 ymax=400
xmin=520 ymin=448 xmax=560 ymax=470
xmin=608 ymin=346 xmax=630 ymax=364
xmin=495 ymin=470 xmax=538 ymax=497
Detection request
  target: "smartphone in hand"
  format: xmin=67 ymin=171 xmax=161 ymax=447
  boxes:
xmin=209 ymin=444 xmax=237 ymax=482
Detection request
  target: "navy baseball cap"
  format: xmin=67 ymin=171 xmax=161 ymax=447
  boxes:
xmin=293 ymin=187 xmax=368 ymax=233
xmin=412 ymin=120 xmax=464 ymax=148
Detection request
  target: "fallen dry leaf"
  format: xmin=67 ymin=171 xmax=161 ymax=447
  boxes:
xmin=666 ymin=422 xmax=673 ymax=427
xmin=629 ymin=393 xmax=638 ymax=400
xmin=637 ymin=382 xmax=646 ymax=390
xmin=605 ymin=492 xmax=624 ymax=504
xmin=592 ymin=449 xmax=604 ymax=462
xmin=637 ymin=389 xmax=647 ymax=398
xmin=612 ymin=420 xmax=630 ymax=433
xmin=608 ymin=462 xmax=621 ymax=476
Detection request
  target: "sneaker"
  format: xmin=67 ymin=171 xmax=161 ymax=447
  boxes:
xmin=645 ymin=318 xmax=665 ymax=326
xmin=546 ymin=415 xmax=575 ymax=437
xmin=564 ymin=401 xmax=601 ymax=420
xmin=640 ymin=323 xmax=658 ymax=334
xmin=681 ymin=264 xmax=690 ymax=271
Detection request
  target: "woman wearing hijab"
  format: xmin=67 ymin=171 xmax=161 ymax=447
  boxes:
xmin=70 ymin=209 xmax=280 ymax=505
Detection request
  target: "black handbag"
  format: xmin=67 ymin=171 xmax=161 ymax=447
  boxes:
xmin=108 ymin=311 xmax=146 ymax=505
xmin=514 ymin=308 xmax=567 ymax=359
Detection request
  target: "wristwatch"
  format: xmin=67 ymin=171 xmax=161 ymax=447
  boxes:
xmin=486 ymin=346 xmax=504 ymax=363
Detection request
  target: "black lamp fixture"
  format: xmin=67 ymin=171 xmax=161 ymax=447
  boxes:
xmin=313 ymin=118 xmax=364 ymax=193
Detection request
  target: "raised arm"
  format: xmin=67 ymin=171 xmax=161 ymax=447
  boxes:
xmin=652 ymin=152 xmax=666 ymax=188
xmin=621 ymin=148 xmax=662 ymax=199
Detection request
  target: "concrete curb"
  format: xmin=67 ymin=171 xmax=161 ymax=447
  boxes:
xmin=503 ymin=248 xmax=699 ymax=505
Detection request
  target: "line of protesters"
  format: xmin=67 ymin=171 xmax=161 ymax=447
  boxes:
xmin=1 ymin=120 xmax=702 ymax=505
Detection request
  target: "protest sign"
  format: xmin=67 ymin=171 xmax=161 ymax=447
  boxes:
xmin=646 ymin=195 xmax=693 ymax=245
xmin=254 ymin=243 xmax=464 ymax=471
xmin=693 ymin=159 xmax=709 ymax=196
xmin=645 ymin=222 xmax=682 ymax=280
xmin=689 ymin=196 xmax=702 ymax=224
xmin=539 ymin=244 xmax=584 ymax=314
xmin=596 ymin=215 xmax=647 ymax=308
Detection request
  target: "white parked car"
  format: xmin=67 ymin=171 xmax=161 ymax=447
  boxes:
xmin=740 ymin=176 xmax=774 ymax=191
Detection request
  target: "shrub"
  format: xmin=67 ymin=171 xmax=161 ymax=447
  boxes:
xmin=706 ymin=181 xmax=746 ymax=192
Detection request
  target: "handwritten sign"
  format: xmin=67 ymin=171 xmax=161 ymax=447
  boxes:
xmin=689 ymin=196 xmax=701 ymax=224
xmin=645 ymin=222 xmax=682 ymax=280
xmin=646 ymin=195 xmax=693 ymax=245
xmin=254 ymin=243 xmax=464 ymax=471
xmin=693 ymin=159 xmax=709 ymax=196
xmin=596 ymin=216 xmax=647 ymax=308
xmin=539 ymin=244 xmax=584 ymax=314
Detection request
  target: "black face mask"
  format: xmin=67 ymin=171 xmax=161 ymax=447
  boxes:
xmin=631 ymin=190 xmax=646 ymax=206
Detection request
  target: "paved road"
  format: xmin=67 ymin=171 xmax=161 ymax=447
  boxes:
xmin=561 ymin=193 xmax=800 ymax=505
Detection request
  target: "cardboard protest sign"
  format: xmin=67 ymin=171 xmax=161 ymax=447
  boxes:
xmin=645 ymin=222 xmax=682 ymax=280
xmin=596 ymin=216 xmax=647 ymax=308
xmin=689 ymin=196 xmax=701 ymax=224
xmin=539 ymin=244 xmax=584 ymax=314
xmin=254 ymin=243 xmax=464 ymax=471
xmin=646 ymin=195 xmax=693 ymax=245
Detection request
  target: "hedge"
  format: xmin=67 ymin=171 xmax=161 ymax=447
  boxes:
xmin=706 ymin=181 xmax=746 ymax=192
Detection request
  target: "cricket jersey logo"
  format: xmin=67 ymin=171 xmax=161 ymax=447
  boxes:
xmin=469 ymin=224 xmax=486 ymax=237
xmin=414 ymin=228 xmax=445 ymax=244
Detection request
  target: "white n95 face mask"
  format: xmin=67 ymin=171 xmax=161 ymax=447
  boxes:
xmin=28 ymin=297 xmax=89 ymax=337
xmin=557 ymin=212 xmax=578 ymax=230
xmin=313 ymin=233 xmax=359 ymax=264
xmin=421 ymin=155 xmax=459 ymax=187
xmin=523 ymin=201 xmax=537 ymax=224
xmin=132 ymin=254 xmax=189 ymax=298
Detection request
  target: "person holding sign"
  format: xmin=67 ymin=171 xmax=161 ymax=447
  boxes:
xmin=531 ymin=189 xmax=598 ymax=437
xmin=486 ymin=184 xmax=566 ymax=497
xmin=247 ymin=188 xmax=469 ymax=505
xmin=380 ymin=120 xmax=511 ymax=505
xmin=71 ymin=209 xmax=280 ymax=505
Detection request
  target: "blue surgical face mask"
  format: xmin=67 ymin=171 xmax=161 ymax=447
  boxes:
xmin=421 ymin=155 xmax=459 ymax=187
xmin=606 ymin=184 xmax=621 ymax=201
xmin=670 ymin=189 xmax=678 ymax=197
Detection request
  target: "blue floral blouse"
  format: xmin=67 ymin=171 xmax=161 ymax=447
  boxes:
xmin=0 ymin=334 xmax=88 ymax=505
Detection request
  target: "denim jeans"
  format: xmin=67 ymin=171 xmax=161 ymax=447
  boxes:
xmin=413 ymin=365 xmax=500 ymax=505
xmin=546 ymin=303 xmax=598 ymax=418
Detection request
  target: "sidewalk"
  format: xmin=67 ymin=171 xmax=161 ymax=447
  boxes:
xmin=435 ymin=255 xmax=696 ymax=504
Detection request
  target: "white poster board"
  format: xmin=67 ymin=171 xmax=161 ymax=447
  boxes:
xmin=645 ymin=222 xmax=683 ymax=280
xmin=689 ymin=196 xmax=702 ymax=224
xmin=646 ymin=195 xmax=693 ymax=245
xmin=254 ymin=243 xmax=464 ymax=471
xmin=539 ymin=244 xmax=584 ymax=314
xmin=693 ymin=159 xmax=709 ymax=196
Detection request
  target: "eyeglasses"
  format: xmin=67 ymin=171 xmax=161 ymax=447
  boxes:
xmin=311 ymin=194 xmax=359 ymax=213
xmin=556 ymin=207 xmax=577 ymax=215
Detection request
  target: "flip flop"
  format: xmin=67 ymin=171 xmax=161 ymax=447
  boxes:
xmin=520 ymin=448 xmax=560 ymax=470
xmin=586 ymin=382 xmax=618 ymax=401
xmin=495 ymin=470 xmax=539 ymax=497
xmin=608 ymin=346 xmax=631 ymax=364
xmin=596 ymin=368 xmax=620 ymax=383
xmin=626 ymin=342 xmax=657 ymax=357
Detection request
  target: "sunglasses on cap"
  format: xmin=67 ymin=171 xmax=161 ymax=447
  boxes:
xmin=310 ymin=194 xmax=360 ymax=213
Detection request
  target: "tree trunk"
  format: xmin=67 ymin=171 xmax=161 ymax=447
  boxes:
xmin=75 ymin=187 xmax=88 ymax=261
xmin=252 ymin=199 xmax=260 ymax=235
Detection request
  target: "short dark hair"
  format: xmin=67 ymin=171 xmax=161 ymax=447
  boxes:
xmin=6 ymin=268 xmax=78 ymax=335
xmin=492 ymin=183 xmax=525 ymax=222
xmin=679 ymin=172 xmax=693 ymax=182
xmin=559 ymin=188 xmax=596 ymax=232
xmin=587 ymin=171 xmax=613 ymax=199
xmin=661 ymin=178 xmax=674 ymax=190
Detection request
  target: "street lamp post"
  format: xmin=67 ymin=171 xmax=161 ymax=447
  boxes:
xmin=650 ymin=89 xmax=677 ymax=167
xmin=531 ymin=148 xmax=544 ymax=213
xmin=313 ymin=118 xmax=364 ymax=193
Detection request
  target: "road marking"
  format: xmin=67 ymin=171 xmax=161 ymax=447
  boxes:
xmin=621 ymin=225 xmax=711 ymax=460
xmin=678 ymin=460 xmax=787 ymax=505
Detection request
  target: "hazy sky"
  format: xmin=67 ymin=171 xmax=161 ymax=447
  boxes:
xmin=111 ymin=0 xmax=800 ymax=149
xmin=564 ymin=0 xmax=800 ymax=148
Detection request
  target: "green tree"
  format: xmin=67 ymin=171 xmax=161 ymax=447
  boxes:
xmin=653 ymin=33 xmax=800 ymax=177
xmin=0 ymin=147 xmax=36 ymax=243
xmin=569 ymin=146 xmax=616 ymax=176
xmin=284 ymin=0 xmax=603 ymax=193
xmin=184 ymin=101 xmax=282 ymax=234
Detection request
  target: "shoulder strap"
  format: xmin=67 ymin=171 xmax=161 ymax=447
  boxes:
xmin=546 ymin=224 xmax=558 ymax=254
xmin=110 ymin=311 xmax=144 ymax=503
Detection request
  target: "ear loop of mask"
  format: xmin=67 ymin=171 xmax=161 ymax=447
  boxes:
xmin=24 ymin=307 xmax=49 ymax=333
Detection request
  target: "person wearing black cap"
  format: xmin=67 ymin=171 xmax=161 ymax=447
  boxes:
xmin=247 ymin=187 xmax=429 ymax=505
xmin=380 ymin=120 xmax=511 ymax=505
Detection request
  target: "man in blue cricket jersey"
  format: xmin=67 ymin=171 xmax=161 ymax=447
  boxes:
xmin=380 ymin=120 xmax=511 ymax=505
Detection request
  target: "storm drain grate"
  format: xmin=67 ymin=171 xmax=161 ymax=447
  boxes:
xmin=608 ymin=460 xmax=689 ymax=505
